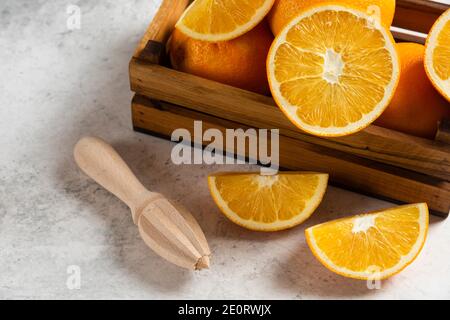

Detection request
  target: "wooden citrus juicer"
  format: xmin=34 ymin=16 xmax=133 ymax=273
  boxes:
xmin=74 ymin=136 xmax=211 ymax=270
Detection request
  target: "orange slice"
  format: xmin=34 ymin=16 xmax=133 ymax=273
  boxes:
xmin=425 ymin=8 xmax=450 ymax=102
xmin=305 ymin=203 xmax=429 ymax=280
xmin=208 ymin=172 xmax=328 ymax=231
xmin=175 ymin=0 xmax=275 ymax=42
xmin=267 ymin=5 xmax=400 ymax=137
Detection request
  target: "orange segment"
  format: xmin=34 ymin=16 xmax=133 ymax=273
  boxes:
xmin=208 ymin=172 xmax=328 ymax=231
xmin=425 ymin=9 xmax=450 ymax=102
xmin=267 ymin=5 xmax=400 ymax=137
xmin=175 ymin=0 xmax=275 ymax=42
xmin=306 ymin=203 xmax=429 ymax=280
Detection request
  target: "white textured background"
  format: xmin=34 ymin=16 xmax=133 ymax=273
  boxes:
xmin=0 ymin=0 xmax=449 ymax=299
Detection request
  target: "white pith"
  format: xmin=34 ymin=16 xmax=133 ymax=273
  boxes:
xmin=425 ymin=9 xmax=450 ymax=101
xmin=352 ymin=214 xmax=376 ymax=233
xmin=208 ymin=173 xmax=329 ymax=231
xmin=323 ymin=49 xmax=345 ymax=84
xmin=267 ymin=5 xmax=400 ymax=137
xmin=175 ymin=0 xmax=275 ymax=42
xmin=306 ymin=203 xmax=429 ymax=280
xmin=256 ymin=175 xmax=279 ymax=189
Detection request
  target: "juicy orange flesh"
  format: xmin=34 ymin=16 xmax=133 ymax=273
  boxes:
xmin=181 ymin=0 xmax=268 ymax=34
xmin=273 ymin=10 xmax=394 ymax=128
xmin=214 ymin=174 xmax=320 ymax=223
xmin=433 ymin=20 xmax=450 ymax=81
xmin=311 ymin=206 xmax=421 ymax=272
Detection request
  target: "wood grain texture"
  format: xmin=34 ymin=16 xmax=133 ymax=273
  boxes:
xmin=130 ymin=61 xmax=450 ymax=180
xmin=74 ymin=136 xmax=211 ymax=270
xmin=132 ymin=95 xmax=450 ymax=217
xmin=437 ymin=120 xmax=450 ymax=145
xmin=74 ymin=136 xmax=155 ymax=221
xmin=133 ymin=0 xmax=190 ymax=63
xmin=390 ymin=26 xmax=427 ymax=44
xmin=394 ymin=0 xmax=449 ymax=33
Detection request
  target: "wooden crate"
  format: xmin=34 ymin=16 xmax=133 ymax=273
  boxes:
xmin=129 ymin=0 xmax=450 ymax=216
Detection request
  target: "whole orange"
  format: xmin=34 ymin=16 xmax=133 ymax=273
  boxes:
xmin=169 ymin=22 xmax=273 ymax=95
xmin=375 ymin=43 xmax=450 ymax=139
xmin=268 ymin=0 xmax=396 ymax=35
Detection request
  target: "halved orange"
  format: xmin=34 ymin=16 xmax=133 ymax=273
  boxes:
xmin=175 ymin=0 xmax=275 ymax=42
xmin=425 ymin=8 xmax=450 ymax=102
xmin=305 ymin=203 xmax=429 ymax=280
xmin=208 ymin=172 xmax=328 ymax=231
xmin=267 ymin=5 xmax=400 ymax=137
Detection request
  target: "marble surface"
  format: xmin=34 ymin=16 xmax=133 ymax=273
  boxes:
xmin=0 ymin=0 xmax=449 ymax=300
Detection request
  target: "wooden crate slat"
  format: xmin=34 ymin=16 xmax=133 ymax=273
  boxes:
xmin=390 ymin=26 xmax=427 ymax=44
xmin=133 ymin=0 xmax=190 ymax=63
xmin=132 ymin=95 xmax=450 ymax=217
xmin=437 ymin=120 xmax=450 ymax=144
xmin=394 ymin=0 xmax=449 ymax=33
xmin=130 ymin=60 xmax=450 ymax=180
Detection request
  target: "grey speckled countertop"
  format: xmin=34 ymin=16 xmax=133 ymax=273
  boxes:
xmin=1 ymin=0 xmax=449 ymax=300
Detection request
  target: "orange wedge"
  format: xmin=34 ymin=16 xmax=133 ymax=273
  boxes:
xmin=425 ymin=8 xmax=450 ymax=102
xmin=267 ymin=5 xmax=400 ymax=137
xmin=175 ymin=0 xmax=275 ymax=42
xmin=305 ymin=203 xmax=429 ymax=280
xmin=208 ymin=172 xmax=328 ymax=231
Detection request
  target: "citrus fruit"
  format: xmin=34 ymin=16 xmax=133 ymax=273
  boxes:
xmin=268 ymin=0 xmax=396 ymax=36
xmin=425 ymin=8 xmax=450 ymax=102
xmin=267 ymin=5 xmax=400 ymax=137
xmin=169 ymin=22 xmax=273 ymax=95
xmin=175 ymin=0 xmax=275 ymax=42
xmin=305 ymin=203 xmax=429 ymax=280
xmin=376 ymin=43 xmax=450 ymax=139
xmin=208 ymin=172 xmax=328 ymax=231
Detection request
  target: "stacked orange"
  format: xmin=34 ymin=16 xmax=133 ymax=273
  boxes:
xmin=169 ymin=23 xmax=273 ymax=95
xmin=170 ymin=0 xmax=275 ymax=95
xmin=375 ymin=43 xmax=450 ymax=139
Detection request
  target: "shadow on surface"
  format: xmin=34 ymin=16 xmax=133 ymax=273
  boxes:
xmin=273 ymin=240 xmax=395 ymax=298
xmin=52 ymin=23 xmax=197 ymax=292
